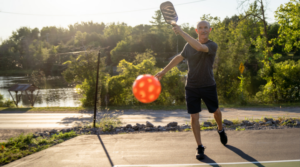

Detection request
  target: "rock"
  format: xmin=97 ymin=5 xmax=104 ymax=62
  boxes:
xmin=132 ymin=125 xmax=139 ymax=130
xmin=90 ymin=128 xmax=97 ymax=131
xmin=126 ymin=124 xmax=132 ymax=128
xmin=166 ymin=127 xmax=176 ymax=131
xmin=167 ymin=122 xmax=178 ymax=127
xmin=265 ymin=121 xmax=272 ymax=126
xmin=296 ymin=120 xmax=300 ymax=126
xmin=275 ymin=120 xmax=280 ymax=124
xmin=180 ymin=125 xmax=190 ymax=129
xmin=145 ymin=127 xmax=152 ymax=131
xmin=202 ymin=124 xmax=210 ymax=127
xmin=264 ymin=117 xmax=273 ymax=122
xmin=259 ymin=121 xmax=265 ymax=125
xmin=33 ymin=134 xmax=39 ymax=138
xmin=127 ymin=128 xmax=134 ymax=132
xmin=146 ymin=121 xmax=154 ymax=127
xmin=42 ymin=132 xmax=49 ymax=137
xmin=116 ymin=129 xmax=121 ymax=133
xmin=203 ymin=122 xmax=212 ymax=126
xmin=242 ymin=120 xmax=254 ymax=126
xmin=158 ymin=127 xmax=166 ymax=131
xmin=223 ymin=119 xmax=233 ymax=125
xmin=50 ymin=129 xmax=57 ymax=134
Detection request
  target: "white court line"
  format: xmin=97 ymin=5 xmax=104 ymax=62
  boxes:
xmin=114 ymin=159 xmax=300 ymax=167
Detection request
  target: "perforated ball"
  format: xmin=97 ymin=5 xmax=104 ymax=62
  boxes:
xmin=132 ymin=74 xmax=161 ymax=103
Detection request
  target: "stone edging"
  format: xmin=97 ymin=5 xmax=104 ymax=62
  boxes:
xmin=32 ymin=117 xmax=300 ymax=137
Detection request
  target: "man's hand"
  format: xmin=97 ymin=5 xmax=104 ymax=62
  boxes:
xmin=172 ymin=23 xmax=182 ymax=35
xmin=155 ymin=71 xmax=166 ymax=81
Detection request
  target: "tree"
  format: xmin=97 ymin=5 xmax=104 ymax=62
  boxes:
xmin=273 ymin=0 xmax=300 ymax=54
xmin=62 ymin=51 xmax=107 ymax=107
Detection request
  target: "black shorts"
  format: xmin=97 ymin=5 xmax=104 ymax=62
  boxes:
xmin=185 ymin=84 xmax=219 ymax=114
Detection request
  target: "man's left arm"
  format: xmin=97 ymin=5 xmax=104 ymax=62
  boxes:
xmin=172 ymin=24 xmax=209 ymax=52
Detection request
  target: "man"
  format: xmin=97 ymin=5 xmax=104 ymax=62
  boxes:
xmin=155 ymin=21 xmax=227 ymax=160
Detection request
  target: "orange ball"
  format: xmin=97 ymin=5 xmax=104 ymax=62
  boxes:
xmin=132 ymin=74 xmax=161 ymax=103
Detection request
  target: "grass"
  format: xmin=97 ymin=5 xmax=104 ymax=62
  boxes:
xmin=232 ymin=119 xmax=240 ymax=125
xmin=118 ymin=132 xmax=127 ymax=134
xmin=200 ymin=126 xmax=217 ymax=130
xmin=183 ymin=128 xmax=191 ymax=132
xmin=0 ymin=70 xmax=33 ymax=76
xmin=206 ymin=119 xmax=217 ymax=126
xmin=1 ymin=102 xmax=300 ymax=113
xmin=87 ymin=114 xmax=122 ymax=132
xmin=235 ymin=126 xmax=246 ymax=131
xmin=0 ymin=131 xmax=77 ymax=166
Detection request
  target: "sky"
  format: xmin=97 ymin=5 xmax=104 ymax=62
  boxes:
xmin=0 ymin=0 xmax=291 ymax=44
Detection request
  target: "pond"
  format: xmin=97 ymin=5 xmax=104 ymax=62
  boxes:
xmin=0 ymin=76 xmax=82 ymax=107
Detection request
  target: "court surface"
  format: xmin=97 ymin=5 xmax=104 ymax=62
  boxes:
xmin=114 ymin=160 xmax=300 ymax=167
xmin=4 ymin=128 xmax=300 ymax=167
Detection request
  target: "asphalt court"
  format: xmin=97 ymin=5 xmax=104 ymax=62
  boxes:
xmin=4 ymin=129 xmax=300 ymax=167
xmin=114 ymin=160 xmax=300 ymax=167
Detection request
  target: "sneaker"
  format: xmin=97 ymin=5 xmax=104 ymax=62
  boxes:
xmin=218 ymin=128 xmax=228 ymax=145
xmin=196 ymin=146 xmax=205 ymax=160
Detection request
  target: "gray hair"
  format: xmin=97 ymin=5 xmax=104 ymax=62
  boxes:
xmin=196 ymin=21 xmax=210 ymax=28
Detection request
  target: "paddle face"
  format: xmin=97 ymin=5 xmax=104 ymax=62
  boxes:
xmin=160 ymin=1 xmax=178 ymax=25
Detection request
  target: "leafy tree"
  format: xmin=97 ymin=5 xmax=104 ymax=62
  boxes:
xmin=273 ymin=0 xmax=300 ymax=54
xmin=62 ymin=51 xmax=107 ymax=107
xmin=256 ymin=60 xmax=300 ymax=102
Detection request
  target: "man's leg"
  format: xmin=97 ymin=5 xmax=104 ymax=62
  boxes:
xmin=213 ymin=108 xmax=223 ymax=131
xmin=191 ymin=113 xmax=205 ymax=160
xmin=190 ymin=113 xmax=202 ymax=146
xmin=213 ymin=108 xmax=227 ymax=145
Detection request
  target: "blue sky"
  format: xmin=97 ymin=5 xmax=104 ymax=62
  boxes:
xmin=0 ymin=0 xmax=291 ymax=43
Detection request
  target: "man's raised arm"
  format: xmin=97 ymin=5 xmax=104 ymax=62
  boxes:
xmin=172 ymin=24 xmax=209 ymax=52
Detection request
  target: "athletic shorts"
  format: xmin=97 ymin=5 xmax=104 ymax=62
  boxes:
xmin=185 ymin=84 xmax=219 ymax=114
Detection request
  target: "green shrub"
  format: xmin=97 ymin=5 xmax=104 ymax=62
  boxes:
xmin=255 ymin=60 xmax=300 ymax=103
xmin=0 ymin=94 xmax=15 ymax=107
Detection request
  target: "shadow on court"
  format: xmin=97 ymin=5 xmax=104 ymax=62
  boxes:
xmin=197 ymin=145 xmax=264 ymax=167
xmin=97 ymin=134 xmax=114 ymax=167
xmin=226 ymin=145 xmax=264 ymax=167
xmin=197 ymin=155 xmax=220 ymax=167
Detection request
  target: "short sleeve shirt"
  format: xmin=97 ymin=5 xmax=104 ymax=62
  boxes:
xmin=181 ymin=40 xmax=218 ymax=88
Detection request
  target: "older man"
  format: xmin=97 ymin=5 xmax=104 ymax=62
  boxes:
xmin=155 ymin=21 xmax=227 ymax=160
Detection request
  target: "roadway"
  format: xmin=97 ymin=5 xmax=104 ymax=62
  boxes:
xmin=1 ymin=107 xmax=300 ymax=129
xmin=1 ymin=107 xmax=300 ymax=141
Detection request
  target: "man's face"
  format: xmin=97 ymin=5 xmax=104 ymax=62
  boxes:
xmin=195 ymin=21 xmax=212 ymax=39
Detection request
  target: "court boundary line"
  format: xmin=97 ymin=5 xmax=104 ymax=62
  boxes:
xmin=114 ymin=159 xmax=300 ymax=167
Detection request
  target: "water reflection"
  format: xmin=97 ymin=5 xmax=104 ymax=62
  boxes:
xmin=0 ymin=76 xmax=82 ymax=107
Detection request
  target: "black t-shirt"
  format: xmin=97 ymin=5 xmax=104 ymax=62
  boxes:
xmin=181 ymin=40 xmax=218 ymax=88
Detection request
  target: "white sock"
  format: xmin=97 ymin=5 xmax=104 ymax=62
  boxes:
xmin=218 ymin=128 xmax=224 ymax=133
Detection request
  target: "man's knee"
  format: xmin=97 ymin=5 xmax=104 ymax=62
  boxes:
xmin=190 ymin=113 xmax=199 ymax=122
xmin=213 ymin=108 xmax=221 ymax=115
